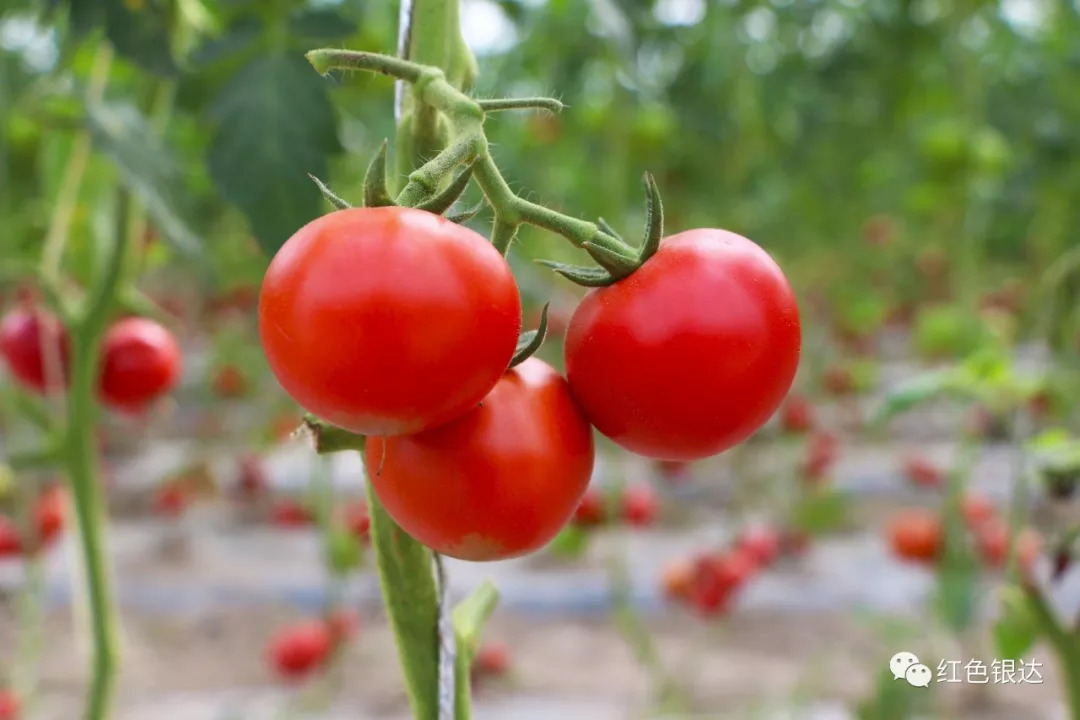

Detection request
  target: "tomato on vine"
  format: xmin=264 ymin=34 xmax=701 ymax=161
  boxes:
xmin=267 ymin=620 xmax=333 ymax=680
xmin=259 ymin=207 xmax=522 ymax=437
xmin=0 ymin=305 xmax=70 ymax=393
xmin=564 ymin=229 xmax=800 ymax=461
xmin=98 ymin=317 xmax=182 ymax=411
xmin=365 ymin=358 xmax=594 ymax=561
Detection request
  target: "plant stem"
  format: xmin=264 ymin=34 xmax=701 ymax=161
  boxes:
xmin=1023 ymin=584 xmax=1080 ymax=719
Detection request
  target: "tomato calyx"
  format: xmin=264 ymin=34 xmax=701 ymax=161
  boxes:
xmin=539 ymin=173 xmax=664 ymax=287
xmin=509 ymin=303 xmax=549 ymax=369
xmin=302 ymin=414 xmax=366 ymax=455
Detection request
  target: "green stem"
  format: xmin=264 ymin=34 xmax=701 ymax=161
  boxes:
xmin=1023 ymin=584 xmax=1080 ymax=719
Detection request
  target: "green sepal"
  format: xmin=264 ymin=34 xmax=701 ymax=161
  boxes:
xmin=583 ymin=239 xmax=638 ymax=279
xmin=448 ymin=202 xmax=484 ymax=224
xmin=303 ymin=414 xmax=366 ymax=454
xmin=411 ymin=163 xmax=474 ymax=214
xmin=597 ymin=217 xmax=625 ymax=244
xmin=363 ymin=140 xmax=395 ymax=208
xmin=509 ymin=303 xmax=549 ymax=368
xmin=535 ymin=260 xmax=614 ymax=287
xmin=637 ymin=172 xmax=664 ymax=266
xmin=308 ymin=173 xmax=352 ymax=209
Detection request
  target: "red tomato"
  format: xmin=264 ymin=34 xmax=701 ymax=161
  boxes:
xmin=98 ymin=317 xmax=181 ymax=411
xmin=661 ymin=557 xmax=694 ymax=601
xmin=212 ymin=364 xmax=248 ymax=398
xmin=975 ymin=520 xmax=1042 ymax=572
xmin=961 ymin=492 xmax=997 ymax=529
xmin=888 ymin=509 xmax=942 ymax=564
xmin=473 ymin=641 xmax=511 ymax=676
xmin=564 ymin=229 xmax=800 ymax=461
xmin=0 ymin=689 xmax=18 ymax=720
xmin=802 ymin=432 xmax=839 ymax=481
xmin=343 ymin=501 xmax=371 ymax=544
xmin=365 ymin=358 xmax=594 ymax=561
xmin=267 ymin=620 xmax=332 ymax=680
xmin=154 ymin=483 xmax=188 ymax=518
xmin=902 ymin=455 xmax=944 ymax=489
xmin=325 ymin=608 xmax=359 ymax=643
xmin=655 ymin=460 xmax=691 ymax=482
xmin=237 ymin=454 xmax=267 ymax=498
xmin=822 ymin=365 xmax=854 ymax=396
xmin=621 ymin=484 xmax=659 ymax=527
xmin=571 ymin=487 xmax=607 ymax=528
xmin=272 ymin=499 xmax=312 ymax=528
xmin=0 ymin=306 xmax=69 ymax=393
xmin=780 ymin=394 xmax=815 ymax=434
xmin=259 ymin=207 xmax=521 ymax=436
xmin=736 ymin=523 xmax=782 ymax=567
xmin=0 ymin=517 xmax=21 ymax=557
xmin=33 ymin=486 xmax=65 ymax=548
xmin=686 ymin=550 xmax=755 ymax=617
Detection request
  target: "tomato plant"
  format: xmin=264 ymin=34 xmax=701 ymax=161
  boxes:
xmin=259 ymin=207 xmax=522 ymax=436
xmin=365 ymin=358 xmax=594 ymax=560
xmin=564 ymin=229 xmax=800 ymax=461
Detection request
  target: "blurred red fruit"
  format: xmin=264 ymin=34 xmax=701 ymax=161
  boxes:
xmin=473 ymin=641 xmax=511 ymax=677
xmin=268 ymin=620 xmax=332 ymax=680
xmin=32 ymin=486 xmax=65 ymax=549
xmin=272 ymin=499 xmax=312 ymax=528
xmin=212 ymin=364 xmax=248 ymax=398
xmin=0 ymin=689 xmax=19 ymax=720
xmin=0 ymin=517 xmax=21 ymax=557
xmin=975 ymin=520 xmax=1042 ymax=572
xmin=237 ymin=454 xmax=268 ymax=498
xmin=780 ymin=528 xmax=812 ymax=557
xmin=780 ymin=395 xmax=815 ymax=434
xmin=902 ymin=455 xmax=944 ymax=489
xmin=888 ymin=509 xmax=942 ymax=564
xmin=0 ymin=306 xmax=70 ymax=393
xmin=656 ymin=460 xmax=691 ymax=482
xmin=154 ymin=483 xmax=188 ymax=518
xmin=325 ymin=608 xmax=360 ymax=644
xmin=802 ymin=432 xmax=839 ymax=481
xmin=572 ymin=487 xmax=606 ymax=527
xmin=621 ymin=484 xmax=659 ymax=527
xmin=661 ymin=557 xmax=694 ymax=601
xmin=736 ymin=524 xmax=782 ymax=568
xmin=822 ymin=365 xmax=854 ymax=396
xmin=344 ymin=501 xmax=371 ymax=543
xmin=961 ymin=492 xmax=997 ymax=529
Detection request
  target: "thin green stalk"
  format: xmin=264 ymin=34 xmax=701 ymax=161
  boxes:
xmin=1023 ymin=584 xmax=1080 ymax=719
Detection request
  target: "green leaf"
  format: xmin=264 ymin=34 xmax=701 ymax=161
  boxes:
xmin=791 ymin=487 xmax=850 ymax=534
xmin=994 ymin=586 xmax=1040 ymax=660
xmin=546 ymin=524 xmax=590 ymax=559
xmin=207 ymin=52 xmax=340 ymax=255
xmin=365 ymin=481 xmax=439 ymax=720
xmin=451 ymin=581 xmax=500 ymax=720
xmin=289 ymin=9 xmax=357 ymax=41
xmin=509 ymin=303 xmax=548 ymax=368
xmin=871 ymin=368 xmax=958 ymax=425
xmin=189 ymin=17 xmax=262 ymax=67
xmin=102 ymin=0 xmax=177 ymax=76
xmin=86 ymin=101 xmax=203 ymax=261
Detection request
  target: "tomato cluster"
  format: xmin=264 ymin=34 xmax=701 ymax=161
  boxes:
xmin=0 ymin=307 xmax=181 ymax=413
xmin=259 ymin=208 xmax=800 ymax=561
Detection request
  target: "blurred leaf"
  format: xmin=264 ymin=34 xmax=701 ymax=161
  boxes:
xmin=546 ymin=524 xmax=590 ymax=559
xmin=792 ymin=487 xmax=850 ymax=535
xmin=872 ymin=368 xmax=958 ymax=424
xmin=189 ymin=17 xmax=262 ymax=67
xmin=994 ymin=586 xmax=1039 ymax=660
xmin=207 ymin=52 xmax=340 ymax=255
xmin=855 ymin=666 xmax=931 ymax=720
xmin=86 ymin=101 xmax=203 ymax=260
xmin=289 ymin=9 xmax=357 ymax=41
xmin=60 ymin=0 xmax=177 ymax=75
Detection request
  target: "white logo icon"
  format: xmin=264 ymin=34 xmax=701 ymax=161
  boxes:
xmin=889 ymin=651 xmax=920 ymax=681
xmin=905 ymin=663 xmax=932 ymax=687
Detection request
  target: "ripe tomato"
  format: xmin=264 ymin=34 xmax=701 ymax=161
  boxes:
xmin=0 ymin=517 xmax=21 ymax=557
xmin=975 ymin=519 xmax=1042 ymax=572
xmin=661 ymin=557 xmax=694 ymax=601
xmin=888 ymin=509 xmax=942 ymax=564
xmin=736 ymin=523 xmax=782 ymax=568
xmin=259 ymin=207 xmax=521 ymax=436
xmin=365 ymin=358 xmax=594 ymax=561
xmin=237 ymin=454 xmax=267 ymax=498
xmin=472 ymin=641 xmax=511 ymax=677
xmin=779 ymin=394 xmax=814 ymax=434
xmin=153 ymin=483 xmax=188 ymax=518
xmin=211 ymin=364 xmax=247 ymax=398
xmin=960 ymin=492 xmax=997 ymax=529
xmin=98 ymin=317 xmax=181 ymax=411
xmin=621 ymin=483 xmax=659 ymax=527
xmin=0 ymin=306 xmax=69 ymax=393
xmin=571 ymin=487 xmax=607 ymax=528
xmin=902 ymin=455 xmax=944 ymax=489
xmin=821 ymin=365 xmax=854 ymax=396
xmin=0 ymin=689 xmax=18 ymax=720
xmin=271 ymin=499 xmax=312 ymax=528
xmin=267 ymin=620 xmax=332 ymax=680
xmin=564 ymin=229 xmax=800 ymax=461
xmin=802 ymin=432 xmax=840 ymax=481
xmin=33 ymin=486 xmax=65 ymax=548
xmin=343 ymin=501 xmax=371 ymax=544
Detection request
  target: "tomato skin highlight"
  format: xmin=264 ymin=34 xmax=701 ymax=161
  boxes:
xmin=0 ymin=306 xmax=70 ymax=393
xmin=259 ymin=207 xmax=522 ymax=436
xmin=564 ymin=229 xmax=800 ymax=461
xmin=365 ymin=358 xmax=595 ymax=561
xmin=98 ymin=317 xmax=182 ymax=411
